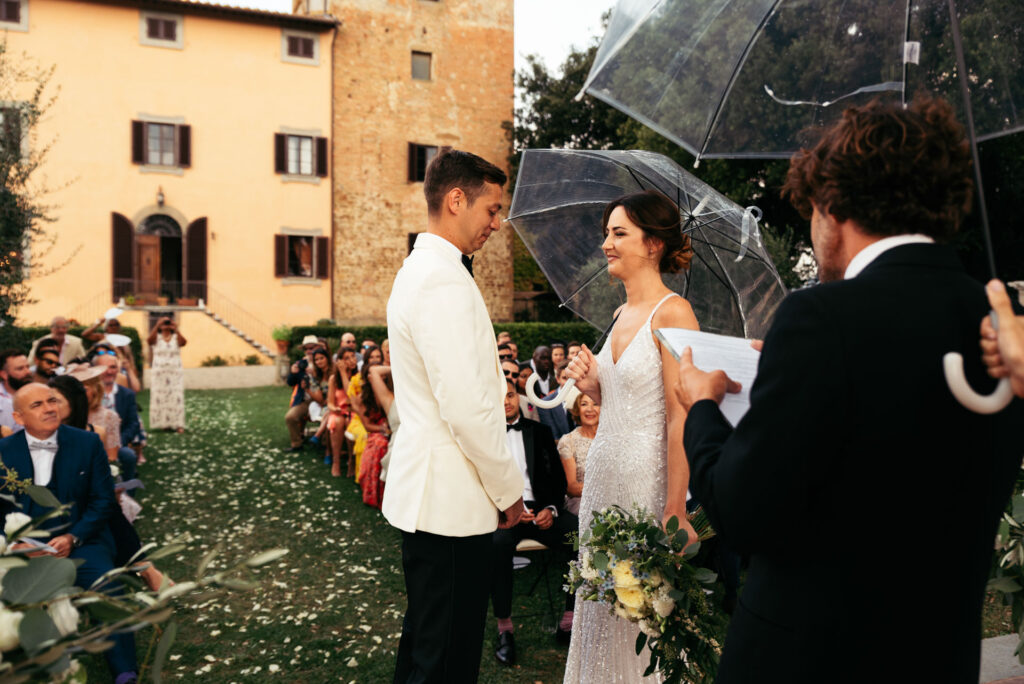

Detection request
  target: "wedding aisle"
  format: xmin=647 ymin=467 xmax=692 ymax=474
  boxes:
xmin=119 ymin=386 xmax=567 ymax=683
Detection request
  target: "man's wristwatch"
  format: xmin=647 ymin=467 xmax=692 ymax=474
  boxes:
xmin=69 ymin=534 xmax=82 ymax=549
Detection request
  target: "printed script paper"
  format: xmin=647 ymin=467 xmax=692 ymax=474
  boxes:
xmin=655 ymin=328 xmax=761 ymax=426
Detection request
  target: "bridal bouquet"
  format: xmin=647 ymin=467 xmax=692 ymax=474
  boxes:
xmin=566 ymin=505 xmax=721 ymax=683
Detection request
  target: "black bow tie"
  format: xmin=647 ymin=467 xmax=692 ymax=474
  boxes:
xmin=461 ymin=254 xmax=475 ymax=278
xmin=506 ymin=421 xmax=522 ymax=432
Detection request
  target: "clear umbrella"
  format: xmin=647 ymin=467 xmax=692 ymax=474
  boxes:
xmin=507 ymin=148 xmax=787 ymax=407
xmin=581 ymin=0 xmax=1021 ymax=412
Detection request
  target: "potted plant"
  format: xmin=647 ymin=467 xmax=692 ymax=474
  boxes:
xmin=124 ymin=294 xmax=137 ymax=306
xmin=272 ymin=325 xmax=292 ymax=355
xmin=177 ymin=296 xmax=198 ymax=306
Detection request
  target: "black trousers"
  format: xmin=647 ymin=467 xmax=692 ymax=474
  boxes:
xmin=490 ymin=507 xmax=578 ymax=620
xmin=393 ymin=529 xmax=493 ymax=684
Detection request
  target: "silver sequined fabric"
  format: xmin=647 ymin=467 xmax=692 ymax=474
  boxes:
xmin=563 ymin=294 xmax=675 ymax=683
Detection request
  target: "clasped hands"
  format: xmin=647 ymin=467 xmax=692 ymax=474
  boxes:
xmin=497 ymin=497 xmax=554 ymax=530
xmin=8 ymin=533 xmax=74 ymax=559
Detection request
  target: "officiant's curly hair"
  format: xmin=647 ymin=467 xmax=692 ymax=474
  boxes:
xmin=424 ymin=148 xmax=508 ymax=217
xmin=782 ymin=94 xmax=973 ymax=242
xmin=602 ymin=190 xmax=693 ymax=273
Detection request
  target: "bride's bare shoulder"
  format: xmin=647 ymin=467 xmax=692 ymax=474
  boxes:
xmin=652 ymin=294 xmax=698 ymax=331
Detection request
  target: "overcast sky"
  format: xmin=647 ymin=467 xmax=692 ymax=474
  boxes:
xmin=227 ymin=0 xmax=614 ymax=76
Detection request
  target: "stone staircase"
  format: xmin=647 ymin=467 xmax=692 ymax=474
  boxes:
xmin=199 ymin=299 xmax=274 ymax=358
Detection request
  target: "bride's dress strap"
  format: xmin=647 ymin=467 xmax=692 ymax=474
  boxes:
xmin=646 ymin=292 xmax=680 ymax=328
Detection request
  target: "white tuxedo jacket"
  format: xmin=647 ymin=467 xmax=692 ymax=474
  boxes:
xmin=383 ymin=233 xmax=523 ymax=536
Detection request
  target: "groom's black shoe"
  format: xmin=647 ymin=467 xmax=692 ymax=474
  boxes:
xmin=495 ymin=631 xmax=516 ymax=666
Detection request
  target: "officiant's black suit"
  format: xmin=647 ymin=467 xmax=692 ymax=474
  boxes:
xmin=684 ymin=244 xmax=1024 ymax=684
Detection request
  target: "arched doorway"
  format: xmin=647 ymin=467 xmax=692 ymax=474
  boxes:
xmin=111 ymin=212 xmax=207 ymax=304
xmin=137 ymin=214 xmax=182 ymax=299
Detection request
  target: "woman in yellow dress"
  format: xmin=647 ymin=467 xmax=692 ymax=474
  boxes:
xmin=347 ymin=344 xmax=383 ymax=481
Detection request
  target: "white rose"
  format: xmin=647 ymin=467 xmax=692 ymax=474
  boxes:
xmin=3 ymin=513 xmax=31 ymax=539
xmin=47 ymin=597 xmax=80 ymax=637
xmin=639 ymin=619 xmax=660 ymax=638
xmin=0 ymin=606 xmax=24 ymax=651
xmin=110 ymin=464 xmax=121 ymax=479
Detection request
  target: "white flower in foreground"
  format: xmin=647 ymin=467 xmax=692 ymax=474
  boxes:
xmin=639 ymin=619 xmax=660 ymax=638
xmin=3 ymin=513 xmax=31 ymax=539
xmin=0 ymin=605 xmax=24 ymax=651
xmin=47 ymin=597 xmax=79 ymax=637
xmin=652 ymin=596 xmax=675 ymax=618
xmin=110 ymin=464 xmax=121 ymax=479
xmin=0 ymin=534 xmax=6 ymax=555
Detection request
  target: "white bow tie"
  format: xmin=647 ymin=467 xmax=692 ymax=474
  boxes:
xmin=28 ymin=441 xmax=58 ymax=453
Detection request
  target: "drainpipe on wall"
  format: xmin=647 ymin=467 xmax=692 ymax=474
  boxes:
xmin=329 ymin=20 xmax=338 ymax=322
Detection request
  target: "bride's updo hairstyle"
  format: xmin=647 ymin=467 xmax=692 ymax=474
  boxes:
xmin=602 ymin=190 xmax=694 ymax=274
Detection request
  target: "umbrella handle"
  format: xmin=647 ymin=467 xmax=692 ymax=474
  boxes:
xmin=525 ymin=374 xmax=576 ymax=409
xmin=943 ymin=352 xmax=1014 ymax=414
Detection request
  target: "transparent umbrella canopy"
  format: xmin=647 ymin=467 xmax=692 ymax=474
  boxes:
xmin=507 ymin=149 xmax=787 ymax=340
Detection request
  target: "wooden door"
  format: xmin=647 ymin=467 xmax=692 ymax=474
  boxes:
xmin=136 ymin=234 xmax=160 ymax=295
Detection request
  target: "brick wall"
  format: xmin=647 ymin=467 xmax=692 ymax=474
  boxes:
xmin=327 ymin=0 xmax=515 ymax=324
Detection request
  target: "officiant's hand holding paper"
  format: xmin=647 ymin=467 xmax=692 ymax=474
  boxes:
xmin=674 ymin=346 xmax=742 ymax=411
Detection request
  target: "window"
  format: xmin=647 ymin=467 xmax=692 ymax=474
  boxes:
xmin=274 ymin=133 xmax=328 ymax=179
xmin=411 ymin=51 xmax=432 ymax=80
xmin=274 ymin=234 xmax=329 ymax=280
xmin=0 ymin=0 xmax=27 ymax=31
xmin=131 ymin=120 xmax=191 ymax=169
xmin=281 ymin=30 xmax=319 ymax=65
xmin=139 ymin=12 xmax=183 ymax=49
xmin=287 ymin=35 xmax=315 ymax=59
xmin=146 ymin=17 xmax=176 ymax=42
xmin=407 ymin=143 xmax=439 ymax=182
xmin=0 ymin=107 xmax=22 ymax=159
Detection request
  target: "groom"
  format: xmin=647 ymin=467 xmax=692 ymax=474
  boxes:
xmin=675 ymin=96 xmax=1024 ymax=683
xmin=385 ymin=149 xmax=526 ymax=683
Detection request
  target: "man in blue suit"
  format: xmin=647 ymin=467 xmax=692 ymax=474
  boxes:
xmin=0 ymin=383 xmax=138 ymax=684
xmin=91 ymin=355 xmax=140 ymax=481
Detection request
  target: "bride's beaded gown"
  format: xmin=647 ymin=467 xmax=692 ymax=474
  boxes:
xmin=563 ymin=294 xmax=677 ymax=683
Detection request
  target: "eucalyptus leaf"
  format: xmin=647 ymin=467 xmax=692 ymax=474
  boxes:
xmin=635 ymin=630 xmax=647 ymax=655
xmin=665 ymin=515 xmax=679 ymax=535
xmin=153 ymin=620 xmax=178 ymax=684
xmin=1013 ymin=496 xmax=1024 ymax=520
xmin=593 ymin=551 xmax=609 ymax=572
xmin=0 ymin=492 xmax=17 ymax=505
xmin=80 ymin=640 xmax=115 ymax=654
xmin=157 ymin=581 xmax=198 ymax=601
xmin=0 ymin=556 xmax=28 ymax=570
xmin=18 ymin=608 xmax=62 ymax=654
xmin=989 ymin=576 xmax=1022 ymax=593
xmin=84 ymin=602 xmax=135 ymax=623
xmin=34 ymin=645 xmax=69 ymax=667
xmin=694 ymin=567 xmax=718 ymax=584
xmin=143 ymin=607 xmax=175 ymax=624
xmin=220 ymin=578 xmax=259 ymax=591
xmin=45 ymin=654 xmax=72 ymax=676
xmin=144 ymin=543 xmax=188 ymax=562
xmin=682 ymin=540 xmax=701 ymax=559
xmin=198 ymin=542 xmax=224 ymax=577
xmin=25 ymin=485 xmax=62 ymax=509
xmin=245 ymin=548 xmax=289 ymax=568
xmin=1 ymin=556 xmax=76 ymax=604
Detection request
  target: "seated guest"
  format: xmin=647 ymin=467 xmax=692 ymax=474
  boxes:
xmin=89 ymin=342 xmax=141 ymax=393
xmin=33 ymin=347 xmax=62 ymax=384
xmin=530 ymin=345 xmax=554 ymax=396
xmin=28 ymin=316 xmax=86 ymax=365
xmin=90 ymin=355 xmax=140 ymax=481
xmin=1 ymin=349 xmax=32 ymax=435
xmin=550 ymin=342 xmax=566 ymax=368
xmin=381 ymin=338 xmax=391 ymax=365
xmin=326 ymin=349 xmax=358 ymax=477
xmin=358 ymin=364 xmax=396 ymax=509
xmin=306 ymin=348 xmax=333 ymax=454
xmin=0 ymin=384 xmax=138 ymax=683
xmin=284 ymin=336 xmax=321 ymax=452
xmin=497 ymin=343 xmax=515 ymax=362
xmin=507 ymin=341 xmax=519 ymax=362
xmin=538 ymin=360 xmax=574 ymax=442
xmin=567 ymin=340 xmax=582 ymax=361
xmin=492 ymin=380 xmax=578 ymax=665
xmin=496 ymin=331 xmax=512 ymax=347
xmin=348 ymin=345 xmax=383 ymax=479
xmin=515 ymin=361 xmax=539 ymax=423
xmin=558 ymin=392 xmax=600 ymax=516
xmin=78 ymin=366 xmax=127 ymax=470
xmin=48 ymin=375 xmax=166 ymax=592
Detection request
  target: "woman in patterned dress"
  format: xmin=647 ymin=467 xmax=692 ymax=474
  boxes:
xmin=147 ymin=316 xmax=186 ymax=432
xmin=557 ymin=392 xmax=600 ymax=516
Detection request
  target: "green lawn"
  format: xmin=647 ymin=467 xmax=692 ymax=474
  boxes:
xmin=93 ymin=386 xmax=571 ymax=683
xmin=81 ymin=385 xmax=1013 ymax=682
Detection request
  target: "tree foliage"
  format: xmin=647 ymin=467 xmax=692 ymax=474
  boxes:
xmin=0 ymin=40 xmax=64 ymax=324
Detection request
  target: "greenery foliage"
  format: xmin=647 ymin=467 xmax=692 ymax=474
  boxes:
xmin=200 ymin=355 xmax=229 ymax=367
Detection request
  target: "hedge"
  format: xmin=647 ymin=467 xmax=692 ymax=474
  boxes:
xmin=0 ymin=325 xmax=144 ymax=372
xmin=287 ymin=322 xmax=601 ymax=361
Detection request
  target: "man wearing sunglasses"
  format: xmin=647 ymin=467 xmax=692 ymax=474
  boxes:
xmin=33 ymin=350 xmax=62 ymax=383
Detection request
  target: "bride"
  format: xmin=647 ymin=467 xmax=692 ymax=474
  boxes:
xmin=563 ymin=189 xmax=698 ymax=682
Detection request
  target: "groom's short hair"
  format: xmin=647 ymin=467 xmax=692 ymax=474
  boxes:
xmin=424 ymin=149 xmax=507 ymax=217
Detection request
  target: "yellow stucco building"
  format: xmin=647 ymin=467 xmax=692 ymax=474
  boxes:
xmin=5 ymin=0 xmax=336 ymax=367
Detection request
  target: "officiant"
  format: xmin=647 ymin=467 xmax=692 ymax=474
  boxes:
xmin=674 ymin=95 xmax=1024 ymax=684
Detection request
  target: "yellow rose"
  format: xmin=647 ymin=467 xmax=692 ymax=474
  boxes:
xmin=615 ymin=586 xmax=645 ymax=610
xmin=611 ymin=560 xmax=640 ymax=588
